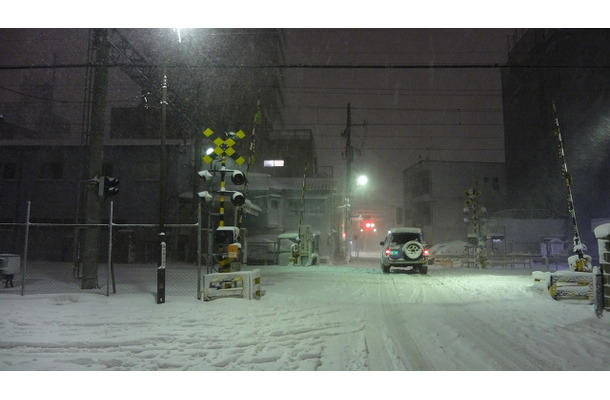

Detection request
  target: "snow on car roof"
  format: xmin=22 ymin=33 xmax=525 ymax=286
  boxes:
xmin=388 ymin=227 xmax=421 ymax=233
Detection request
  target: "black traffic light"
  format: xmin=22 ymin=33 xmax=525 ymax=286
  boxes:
xmin=104 ymin=176 xmax=119 ymax=197
xmin=197 ymin=168 xmax=246 ymax=206
xmin=197 ymin=168 xmax=247 ymax=185
xmin=97 ymin=176 xmax=119 ymax=198
xmin=230 ymin=170 xmax=246 ymax=185
xmin=198 ymin=189 xmax=244 ymax=206
xmin=231 ymin=191 xmax=245 ymax=206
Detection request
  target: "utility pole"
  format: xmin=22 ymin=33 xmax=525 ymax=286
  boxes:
xmin=157 ymin=67 xmax=168 ymax=301
xmin=82 ymin=28 xmax=109 ymax=289
xmin=343 ymin=103 xmax=353 ymax=262
xmin=159 ymin=67 xmax=168 ymax=235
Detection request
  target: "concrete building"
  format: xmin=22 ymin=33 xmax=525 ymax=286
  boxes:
xmin=0 ymin=29 xmax=344 ymax=265
xmin=402 ymin=159 xmax=571 ymax=257
xmin=402 ymin=160 xmax=507 ymax=246
xmin=0 ymin=130 xmax=339 ymax=263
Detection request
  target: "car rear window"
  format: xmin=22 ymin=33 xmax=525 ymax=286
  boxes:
xmin=390 ymin=232 xmax=421 ymax=244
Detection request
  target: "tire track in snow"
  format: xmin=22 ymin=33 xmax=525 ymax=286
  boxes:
xmin=424 ymin=278 xmax=553 ymax=370
xmin=362 ymin=272 xmax=431 ymax=370
xmin=384 ymin=275 xmax=432 ymax=370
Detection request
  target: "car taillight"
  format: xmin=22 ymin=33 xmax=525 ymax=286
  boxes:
xmin=423 ymin=248 xmax=429 ymax=256
xmin=384 ymin=248 xmax=391 ymax=256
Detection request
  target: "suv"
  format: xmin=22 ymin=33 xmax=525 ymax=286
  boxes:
xmin=380 ymin=227 xmax=429 ymax=274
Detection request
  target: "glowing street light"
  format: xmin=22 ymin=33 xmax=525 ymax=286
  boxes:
xmin=357 ymin=174 xmax=368 ymax=186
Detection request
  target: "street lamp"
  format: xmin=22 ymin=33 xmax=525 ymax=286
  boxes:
xmin=357 ymin=175 xmax=368 ymax=186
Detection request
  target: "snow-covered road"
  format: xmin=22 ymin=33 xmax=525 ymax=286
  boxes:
xmin=1 ymin=257 xmax=608 ymax=373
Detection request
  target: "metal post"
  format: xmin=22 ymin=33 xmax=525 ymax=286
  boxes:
xmin=21 ymin=201 xmax=31 ymax=296
xmin=344 ymin=103 xmax=353 ymax=263
xmin=197 ymin=200 xmax=202 ymax=299
xmin=159 ymin=68 xmax=168 ymax=235
xmin=107 ymin=201 xmax=114 ymax=297
xmin=207 ymin=208 xmax=214 ymax=274
xmin=158 ymin=69 xmax=168 ymax=302
xmin=157 ymin=232 xmax=166 ymax=304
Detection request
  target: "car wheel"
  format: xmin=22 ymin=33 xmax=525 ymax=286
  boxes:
xmin=381 ymin=263 xmax=390 ymax=274
xmin=402 ymin=241 xmax=423 ymax=260
xmin=420 ymin=265 xmax=428 ymax=274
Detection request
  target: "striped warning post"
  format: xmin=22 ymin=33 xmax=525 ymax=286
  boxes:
xmin=249 ymin=269 xmax=261 ymax=300
xmin=548 ymin=271 xmax=594 ymax=301
xmin=201 ymin=269 xmax=262 ymax=301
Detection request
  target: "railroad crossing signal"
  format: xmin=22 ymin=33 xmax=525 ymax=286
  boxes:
xmin=202 ymin=128 xmax=246 ymax=165
xmin=200 ymin=127 xmax=248 ymax=229
xmin=200 ymin=127 xmax=248 ymax=273
xmin=93 ymin=175 xmax=119 ymax=198
xmin=363 ymin=220 xmax=375 ymax=231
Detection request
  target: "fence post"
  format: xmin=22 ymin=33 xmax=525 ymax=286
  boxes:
xmin=207 ymin=206 xmax=214 ymax=274
xmin=20 ymin=201 xmax=31 ymax=296
xmin=157 ymin=232 xmax=166 ymax=304
xmin=107 ymin=201 xmax=114 ymax=297
xmin=197 ymin=200 xmax=202 ymax=300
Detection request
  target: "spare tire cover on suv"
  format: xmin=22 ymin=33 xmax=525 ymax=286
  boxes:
xmin=402 ymin=240 xmax=423 ymax=260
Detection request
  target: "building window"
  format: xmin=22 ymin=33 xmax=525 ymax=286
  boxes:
xmin=306 ymin=199 xmax=325 ymax=215
xmin=483 ymin=176 xmax=500 ymax=190
xmin=413 ymin=203 xmax=432 ymax=226
xmin=0 ymin=162 xmax=17 ymax=180
xmin=264 ymin=160 xmax=284 ymax=167
xmin=286 ymin=198 xmax=324 ymax=215
xmin=134 ymin=162 xmax=160 ymax=181
xmin=411 ymin=171 xmax=431 ymax=197
xmin=38 ymin=161 xmax=63 ymax=180
xmin=287 ymin=199 xmax=300 ymax=215
xmin=102 ymin=163 xmax=114 ymax=177
xmin=396 ymin=207 xmax=404 ymax=225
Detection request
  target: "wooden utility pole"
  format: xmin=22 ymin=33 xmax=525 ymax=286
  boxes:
xmin=82 ymin=28 xmax=109 ymax=289
xmin=343 ymin=103 xmax=353 ymax=262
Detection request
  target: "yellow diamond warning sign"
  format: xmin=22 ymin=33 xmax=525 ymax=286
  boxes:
xmin=203 ymin=128 xmax=246 ymax=165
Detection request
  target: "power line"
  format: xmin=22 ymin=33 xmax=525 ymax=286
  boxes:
xmin=281 ymin=88 xmax=502 ymax=98
xmin=316 ymin=145 xmax=504 ymax=151
xmin=281 ymin=85 xmax=501 ymax=93
xmin=3 ymin=62 xmax=609 ymax=71
xmin=1 ymin=83 xmax=504 ymax=116
xmin=350 ymin=133 xmax=503 ymax=139
xmin=282 ymin=122 xmax=505 ymax=127
xmin=280 ymin=104 xmax=502 ymax=113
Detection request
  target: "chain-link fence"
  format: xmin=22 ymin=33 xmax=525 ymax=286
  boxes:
xmin=0 ymin=201 xmax=209 ymax=297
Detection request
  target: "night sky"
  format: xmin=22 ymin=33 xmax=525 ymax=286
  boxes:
xmin=279 ymin=28 xmax=512 ymax=225
xmin=0 ymin=27 xmax=512 ymax=220
xmin=1 ymin=2 xmax=597 ymax=231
